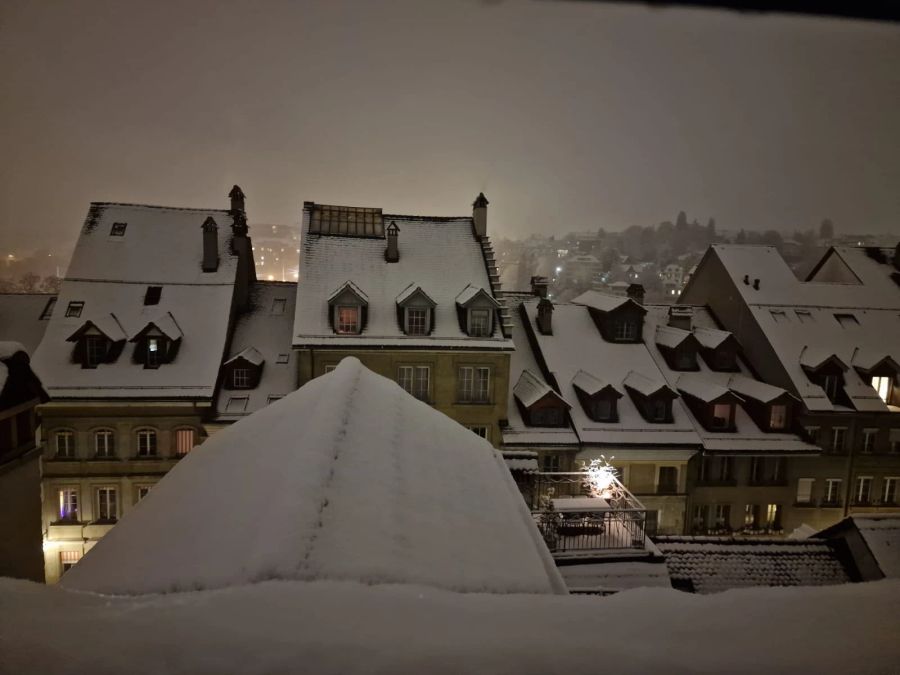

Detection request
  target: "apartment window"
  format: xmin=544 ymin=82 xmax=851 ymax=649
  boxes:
xmin=830 ymin=427 xmax=847 ymax=453
xmin=398 ymin=366 xmax=430 ymax=401
xmin=871 ymin=376 xmax=892 ymax=404
xmin=110 ymin=222 xmax=127 ymax=236
xmin=657 ymin=466 xmax=678 ymax=494
xmin=467 ymin=425 xmax=489 ymax=441
xmin=271 ymin=298 xmax=286 ymax=315
xmin=146 ymin=337 xmax=161 ymax=368
xmin=692 ymin=505 xmax=709 ymax=531
xmin=136 ymin=486 xmax=152 ymax=502
xmin=743 ymin=504 xmax=759 ymax=528
xmin=336 ymin=306 xmax=359 ymax=334
xmin=541 ymin=454 xmax=561 ymax=472
xmin=65 ymin=301 xmax=84 ymax=318
xmin=324 ymin=364 xmax=337 ymax=373
xmin=60 ymin=550 xmax=82 ymax=574
xmin=769 ymin=405 xmax=788 ymax=430
xmin=822 ymin=375 xmax=840 ymax=401
xmin=824 ymin=479 xmax=843 ymax=505
xmin=834 ymin=313 xmax=859 ymax=327
xmin=406 ymin=308 xmax=428 ymax=336
xmin=765 ymin=504 xmax=782 ymax=530
xmin=805 ymin=426 xmax=820 ymax=444
xmin=883 ymin=477 xmax=898 ymax=505
xmin=232 ymin=368 xmax=250 ymax=389
xmin=58 ymin=488 xmax=79 ymax=521
xmin=701 ymin=456 xmax=733 ymax=482
xmin=85 ymin=335 xmax=106 ymax=367
xmin=458 ymin=366 xmax=490 ymax=403
xmin=95 ymin=487 xmax=118 ymax=522
xmin=144 ymin=286 xmax=162 ymax=305
xmin=711 ymin=403 xmax=731 ymax=429
xmin=714 ymin=504 xmax=731 ymax=529
xmin=469 ymin=309 xmax=491 ymax=337
xmin=175 ymin=429 xmax=195 ymax=456
xmin=55 ymin=431 xmax=75 ymax=458
xmin=862 ymin=429 xmax=877 ymax=454
xmin=854 ymin=476 xmax=873 ymax=505
xmin=796 ymin=478 xmax=815 ymax=504
xmin=613 ymin=320 xmax=637 ymax=341
xmin=94 ymin=429 xmax=115 ymax=458
xmin=136 ymin=429 xmax=158 ymax=457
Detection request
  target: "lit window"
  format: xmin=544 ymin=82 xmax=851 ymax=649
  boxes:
xmin=872 ymin=376 xmax=892 ymax=403
xmin=796 ymin=478 xmax=814 ymax=504
xmin=469 ymin=309 xmax=491 ymax=337
xmin=406 ymin=308 xmax=428 ymax=335
xmin=58 ymin=488 xmax=79 ymax=521
xmin=65 ymin=301 xmax=84 ymax=318
xmin=94 ymin=429 xmax=115 ymax=458
xmin=110 ymin=222 xmax=127 ymax=236
xmin=60 ymin=550 xmax=82 ymax=574
xmin=96 ymin=487 xmax=117 ymax=522
xmin=136 ymin=429 xmax=157 ymax=457
xmin=85 ymin=335 xmax=106 ymax=367
xmin=824 ymin=478 xmax=842 ymax=504
xmin=55 ymin=431 xmax=75 ymax=458
xmin=336 ymin=306 xmax=359 ymax=334
xmin=769 ymin=405 xmax=787 ymax=430
xmin=146 ymin=338 xmax=161 ymax=368
xmin=711 ymin=404 xmax=731 ymax=429
xmin=458 ymin=367 xmax=490 ymax=403
xmin=398 ymin=366 xmax=430 ymax=401
xmin=233 ymin=368 xmax=250 ymax=388
xmin=855 ymin=476 xmax=873 ymax=504
xmin=175 ymin=429 xmax=195 ymax=456
xmin=765 ymin=504 xmax=781 ymax=529
xmin=883 ymin=477 xmax=898 ymax=505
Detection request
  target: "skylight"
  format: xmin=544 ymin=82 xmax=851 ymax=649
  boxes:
xmin=144 ymin=286 xmax=162 ymax=306
xmin=769 ymin=310 xmax=788 ymax=324
xmin=110 ymin=222 xmax=127 ymax=236
xmin=65 ymin=301 xmax=84 ymax=318
xmin=834 ymin=313 xmax=859 ymax=327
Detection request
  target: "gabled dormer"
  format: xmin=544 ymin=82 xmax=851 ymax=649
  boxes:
xmin=693 ymin=327 xmax=741 ymax=372
xmin=66 ymin=314 xmax=127 ymax=369
xmin=676 ymin=374 xmax=742 ymax=432
xmin=852 ymin=351 xmax=899 ymax=406
xmin=622 ymin=371 xmax=678 ymax=423
xmin=728 ymin=374 xmax=798 ymax=432
xmin=223 ymin=347 xmax=265 ymax=390
xmin=396 ymin=284 xmax=436 ymax=336
xmin=130 ymin=312 xmax=183 ymax=369
xmin=572 ymin=291 xmax=646 ymax=343
xmin=513 ymin=370 xmax=571 ymax=427
xmin=800 ymin=347 xmax=849 ymax=405
xmin=327 ymin=281 xmax=368 ymax=335
xmin=455 ymin=284 xmax=499 ymax=337
xmin=571 ymin=370 xmax=622 ymax=422
xmin=655 ymin=326 xmax=700 ymax=371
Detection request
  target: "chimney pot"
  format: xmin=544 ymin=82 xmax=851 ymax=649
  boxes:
xmin=753 ymin=278 xmax=760 ymax=290
xmin=385 ymin=221 xmax=400 ymax=263
xmin=472 ymin=192 xmax=488 ymax=240
xmin=743 ymin=274 xmax=749 ymax=285
xmin=201 ymin=217 xmax=219 ymax=273
xmin=229 ymin=185 xmax=246 ymax=213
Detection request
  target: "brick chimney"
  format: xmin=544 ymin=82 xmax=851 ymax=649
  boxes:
xmin=530 ymin=275 xmax=549 ymax=298
xmin=201 ymin=216 xmax=219 ymax=273
xmin=473 ymin=192 xmax=488 ymax=240
xmin=385 ymin=221 xmax=400 ymax=263
xmin=627 ymin=283 xmax=644 ymax=305
xmin=668 ymin=305 xmax=693 ymax=330
xmin=536 ymin=297 xmax=554 ymax=335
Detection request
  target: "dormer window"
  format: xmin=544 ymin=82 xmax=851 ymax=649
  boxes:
xmin=872 ymin=376 xmax=893 ymax=404
xmin=572 ymin=370 xmax=622 ymax=423
xmin=130 ymin=312 xmax=183 ymax=369
xmin=406 ymin=308 xmax=428 ymax=335
xmin=328 ymin=281 xmax=368 ymax=335
xmin=822 ymin=374 xmax=840 ymax=401
xmin=223 ymin=347 xmax=265 ymax=390
xmin=623 ymin=371 xmax=677 ymax=424
xmin=469 ymin=309 xmax=491 ymax=337
xmin=146 ymin=338 xmax=161 ymax=368
xmin=573 ymin=292 xmax=646 ymax=344
xmin=711 ymin=403 xmax=733 ymax=429
xmin=85 ymin=335 xmax=108 ymax=368
xmin=769 ymin=404 xmax=788 ymax=430
xmin=801 ymin=350 xmax=848 ymax=405
xmin=455 ymin=285 xmax=500 ymax=338
xmin=396 ymin=284 xmax=437 ymax=337
xmin=233 ymin=368 xmax=250 ymax=388
xmin=676 ymin=373 xmax=740 ymax=432
xmin=337 ymin=306 xmax=360 ymax=334
xmin=513 ymin=370 xmax=571 ymax=427
xmin=613 ymin=319 xmax=637 ymax=341
xmin=651 ymin=398 xmax=669 ymax=422
xmin=66 ymin=315 xmax=127 ymax=369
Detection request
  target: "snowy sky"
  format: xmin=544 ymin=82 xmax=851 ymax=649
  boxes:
xmin=1 ymin=0 xmax=898 ymax=254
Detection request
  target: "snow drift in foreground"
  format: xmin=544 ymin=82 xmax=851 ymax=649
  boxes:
xmin=62 ymin=357 xmax=563 ymax=595
xmin=2 ymin=577 xmax=898 ymax=675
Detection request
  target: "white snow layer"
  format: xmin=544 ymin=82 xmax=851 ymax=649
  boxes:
xmin=61 ymin=357 xmax=564 ymax=596
xmin=2 ymin=577 xmax=898 ymax=674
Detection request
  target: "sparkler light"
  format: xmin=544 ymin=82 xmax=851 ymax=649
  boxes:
xmin=581 ymin=456 xmax=627 ymax=505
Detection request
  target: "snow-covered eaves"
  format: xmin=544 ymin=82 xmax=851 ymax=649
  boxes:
xmin=327 ymin=280 xmax=369 ymax=305
xmin=131 ymin=312 xmax=184 ymax=342
xmin=799 ymin=346 xmax=847 ymax=372
xmin=623 ymin=370 xmax=675 ymax=398
xmin=395 ymin=283 xmax=436 ymax=307
xmin=66 ymin=314 xmax=127 ymax=343
xmin=655 ymin=325 xmax=693 ymax=350
xmin=692 ymin=326 xmax=733 ymax=350
xmin=727 ymin=374 xmax=794 ymax=404
xmin=676 ymin=373 xmax=738 ymax=404
xmin=571 ymin=370 xmax=620 ymax=398
xmin=455 ymin=284 xmax=500 ymax=309
xmin=513 ymin=369 xmax=570 ymax=409
xmin=225 ymin=347 xmax=264 ymax=367
xmin=571 ymin=290 xmax=642 ymax=315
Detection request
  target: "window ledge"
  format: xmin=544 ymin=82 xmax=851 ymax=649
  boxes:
xmin=696 ymin=479 xmax=737 ymax=487
xmin=820 ymin=501 xmax=843 ymax=508
xmin=793 ymin=501 xmax=818 ymax=508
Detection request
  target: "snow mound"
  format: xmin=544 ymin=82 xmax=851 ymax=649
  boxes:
xmin=61 ymin=357 xmax=564 ymax=596
xmin=0 ymin=341 xmax=27 ymax=360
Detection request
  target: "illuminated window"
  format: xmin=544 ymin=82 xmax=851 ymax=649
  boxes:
xmin=94 ymin=429 xmax=115 ymax=458
xmin=55 ymin=431 xmax=75 ymax=458
xmin=60 ymin=550 xmax=82 ymax=574
xmin=769 ymin=405 xmax=788 ymax=430
xmin=765 ymin=504 xmax=782 ymax=529
xmin=796 ymin=478 xmax=814 ymax=504
xmin=406 ymin=308 xmax=428 ymax=335
xmin=711 ymin=404 xmax=731 ymax=429
xmin=336 ymin=306 xmax=359 ymax=334
xmin=136 ymin=429 xmax=157 ymax=457
xmin=175 ymin=429 xmax=195 ymax=456
xmin=95 ymin=487 xmax=117 ymax=522
xmin=872 ymin=376 xmax=892 ymax=403
xmin=146 ymin=338 xmax=161 ymax=368
xmin=58 ymin=488 xmax=79 ymax=521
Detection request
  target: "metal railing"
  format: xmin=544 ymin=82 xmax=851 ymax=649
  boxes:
xmin=533 ymin=508 xmax=648 ymax=554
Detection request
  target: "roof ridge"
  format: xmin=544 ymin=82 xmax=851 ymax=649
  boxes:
xmin=91 ymin=201 xmax=231 ymax=214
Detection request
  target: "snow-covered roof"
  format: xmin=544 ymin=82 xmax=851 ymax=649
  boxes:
xmin=571 ymin=369 xmax=619 ymax=397
xmin=655 ymin=325 xmax=693 ymax=350
xmin=657 ymin=536 xmax=852 ymax=594
xmin=692 ymin=326 xmax=733 ymax=350
xmin=0 ymin=293 xmax=55 ymax=355
xmin=225 ymin=347 xmax=264 ymax=367
xmin=293 ymin=207 xmax=512 ymax=350
xmin=0 ymin=341 xmax=27 ymax=360
xmin=215 ymin=282 xmax=298 ymax=421
xmin=676 ymin=373 xmax=735 ymax=403
xmin=395 ymin=283 xmax=436 ymax=307
xmin=855 ymin=516 xmax=900 ymax=579
xmin=455 ymin=284 xmax=499 ymax=308
xmin=66 ymin=314 xmax=128 ymax=342
xmin=32 ymin=202 xmax=241 ymax=400
xmin=623 ymin=371 xmax=674 ymax=398
xmin=327 ymin=280 xmax=368 ymax=304
xmin=727 ymin=374 xmax=794 ymax=404
xmin=63 ymin=357 xmax=565 ymax=596
xmin=558 ymin=559 xmax=671 ymax=594
xmin=513 ymin=369 xmax=568 ymax=408
xmin=571 ymin=290 xmax=639 ymax=314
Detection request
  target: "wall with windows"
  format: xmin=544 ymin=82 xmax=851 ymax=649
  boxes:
xmin=297 ymin=349 xmax=510 ymax=447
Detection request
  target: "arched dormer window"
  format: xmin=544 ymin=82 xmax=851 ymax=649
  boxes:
xmin=66 ymin=315 xmax=127 ymax=368
xmin=455 ymin=285 xmax=500 ymax=338
xmin=130 ymin=312 xmax=183 ymax=369
xmin=327 ymin=281 xmax=368 ymax=335
xmin=396 ymin=284 xmax=436 ymax=336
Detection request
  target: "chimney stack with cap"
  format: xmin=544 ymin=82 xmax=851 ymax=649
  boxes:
xmin=536 ymin=297 xmax=554 ymax=335
xmin=530 ymin=276 xmax=549 ymax=299
xmin=385 ymin=221 xmax=400 ymax=262
xmin=472 ymin=193 xmax=488 ymax=239
xmin=201 ymin=216 xmax=219 ymax=273
xmin=668 ymin=305 xmax=693 ymax=331
xmin=627 ymin=283 xmax=645 ymax=305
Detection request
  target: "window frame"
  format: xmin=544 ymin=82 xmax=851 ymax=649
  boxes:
xmin=95 ymin=486 xmax=118 ymax=522
xmin=468 ymin=308 xmax=492 ymax=337
xmin=84 ymin=334 xmax=107 ymax=368
xmin=457 ymin=366 xmax=491 ymax=404
xmin=174 ymin=428 xmax=195 ymax=456
xmin=831 ymin=427 xmax=847 ymax=453
xmin=796 ymin=478 xmax=815 ymax=504
xmin=398 ymin=365 xmax=431 ymax=402
xmin=862 ymin=428 xmax=877 ymax=454
xmin=336 ymin=305 xmax=360 ymax=334
xmin=824 ymin=478 xmax=843 ymax=505
xmin=769 ymin=404 xmax=788 ymax=430
xmin=135 ymin=428 xmax=158 ymax=458
xmin=65 ymin=301 xmax=84 ymax=318
xmin=711 ymin=403 xmax=732 ymax=429
xmin=57 ymin=487 xmax=79 ymax=522
xmin=656 ymin=466 xmax=679 ymax=494
xmin=883 ymin=477 xmax=898 ymax=505
xmin=854 ymin=476 xmax=873 ymax=505
xmin=55 ymin=430 xmax=76 ymax=459
xmin=109 ymin=222 xmax=127 ymax=236
xmin=93 ymin=428 xmax=115 ymax=458
xmin=405 ymin=307 xmax=429 ymax=336
xmin=232 ymin=368 xmax=250 ymax=389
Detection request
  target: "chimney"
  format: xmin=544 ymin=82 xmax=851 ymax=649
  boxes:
xmin=201 ymin=216 xmax=219 ymax=273
xmin=385 ymin=221 xmax=400 ymax=263
xmin=742 ymin=274 xmax=750 ymax=285
xmin=753 ymin=278 xmax=760 ymax=290
xmin=536 ymin=297 xmax=554 ymax=335
xmin=473 ymin=192 xmax=488 ymax=240
xmin=627 ymin=283 xmax=645 ymax=305
xmin=229 ymin=185 xmax=246 ymax=214
xmin=668 ymin=305 xmax=693 ymax=330
xmin=530 ymin=275 xmax=549 ymax=299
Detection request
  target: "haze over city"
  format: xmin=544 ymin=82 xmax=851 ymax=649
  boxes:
xmin=2 ymin=0 xmax=899 ymax=259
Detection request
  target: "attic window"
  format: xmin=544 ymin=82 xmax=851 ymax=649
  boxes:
xmin=84 ymin=335 xmax=107 ymax=368
xmin=406 ymin=308 xmax=429 ymax=335
xmin=590 ymin=398 xmax=614 ymax=421
xmin=65 ymin=301 xmax=84 ymax=318
xmin=770 ymin=404 xmax=788 ymax=430
xmin=613 ymin=319 xmax=638 ymax=341
xmin=769 ymin=310 xmax=788 ymax=324
xmin=276 ymin=353 xmax=290 ymax=364
xmin=872 ymin=376 xmax=893 ymax=404
xmin=650 ymin=398 xmax=668 ymax=422
xmin=232 ymin=368 xmax=250 ymax=389
xmin=110 ymin=222 xmax=127 ymax=236
xmin=336 ymin=306 xmax=360 ymax=334
xmin=834 ymin=313 xmax=859 ymax=327
xmin=469 ymin=309 xmax=491 ymax=337
xmin=144 ymin=286 xmax=162 ymax=306
xmin=271 ymin=298 xmax=286 ymax=315
xmin=795 ymin=310 xmax=813 ymax=323
xmin=225 ymin=396 xmax=248 ymax=413
xmin=39 ymin=297 xmax=57 ymax=320
xmin=711 ymin=403 xmax=732 ymax=429
xmin=146 ymin=338 xmax=161 ymax=368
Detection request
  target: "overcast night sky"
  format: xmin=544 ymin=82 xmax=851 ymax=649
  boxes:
xmin=1 ymin=0 xmax=899 ymax=256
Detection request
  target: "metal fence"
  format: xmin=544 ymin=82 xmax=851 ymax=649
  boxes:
xmin=533 ymin=508 xmax=648 ymax=554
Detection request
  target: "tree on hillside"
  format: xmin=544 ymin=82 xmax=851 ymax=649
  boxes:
xmin=735 ymin=229 xmax=747 ymax=244
xmin=819 ymin=219 xmax=835 ymax=241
